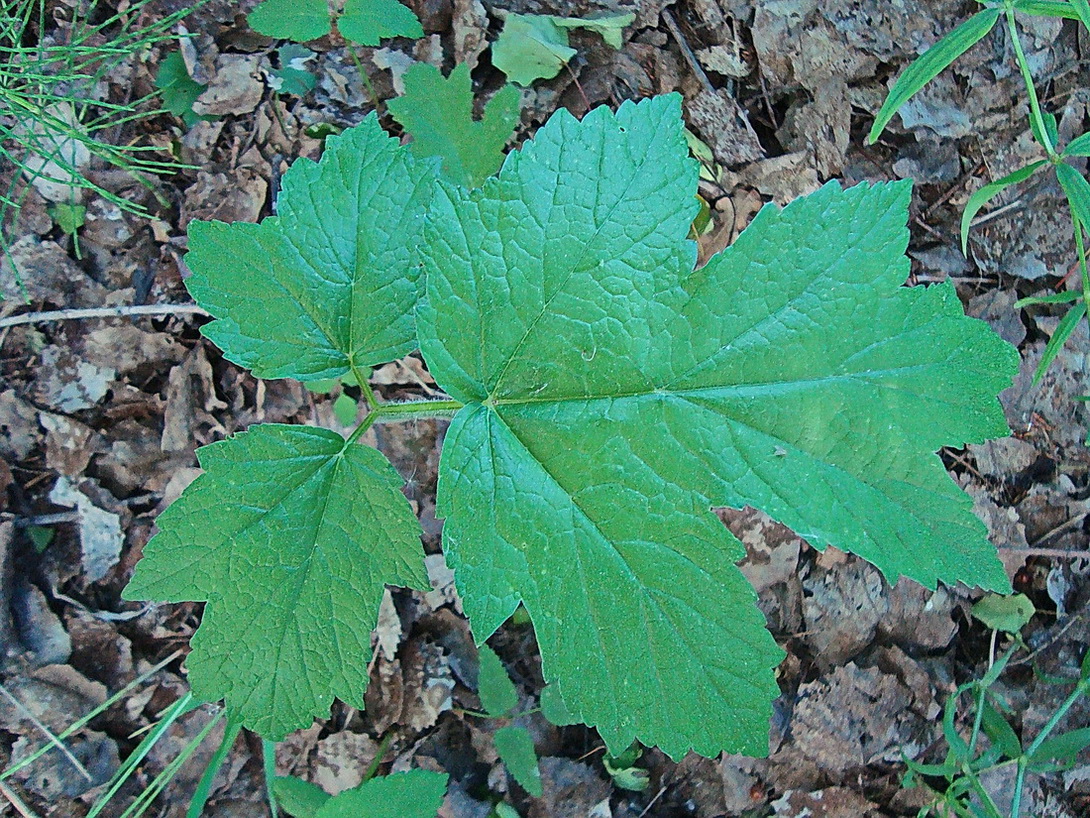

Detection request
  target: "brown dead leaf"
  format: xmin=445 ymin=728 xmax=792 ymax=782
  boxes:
xmin=162 ymin=344 xmax=227 ymax=452
xmin=529 ymin=757 xmax=611 ymax=818
xmin=48 ymin=477 xmax=123 ymax=583
xmin=451 ymin=0 xmax=488 ymax=69
xmin=0 ymin=663 xmax=106 ymax=734
xmin=40 ymin=412 xmax=98 ymax=476
xmin=33 ymin=345 xmax=115 ymax=412
xmin=193 ymin=54 xmax=264 ymax=116
xmin=802 ymin=559 xmax=888 ymax=669
xmin=686 ymin=89 xmax=764 ymax=167
xmin=82 ymin=324 xmax=185 ymax=375
xmin=313 ymin=731 xmax=379 ymax=796
xmin=773 ymin=787 xmax=880 ymax=817
xmin=791 ymin=663 xmax=926 ymax=778
xmin=0 ymin=390 xmax=42 ymax=460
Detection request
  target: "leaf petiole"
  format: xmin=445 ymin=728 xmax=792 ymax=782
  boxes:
xmin=1004 ymin=3 xmax=1058 ymax=159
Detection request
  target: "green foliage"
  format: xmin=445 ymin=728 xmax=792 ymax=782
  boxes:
xmin=268 ymin=45 xmax=318 ymax=97
xmin=971 ymin=592 xmax=1035 ymax=634
xmin=272 ymin=776 xmax=330 ymax=817
xmin=125 ymin=94 xmax=1018 ymax=761
xmin=494 ymin=726 xmax=542 ymax=797
xmin=155 ymin=51 xmax=214 ymax=128
xmin=0 ymin=0 xmax=199 ymax=288
xmin=182 ymin=116 xmax=440 ymax=382
xmin=388 ymin=63 xmax=521 ymax=188
xmin=602 ymin=745 xmax=650 ymax=792
xmin=868 ymin=2 xmax=1090 ymax=386
xmin=122 ymin=425 xmax=430 ymax=737
xmin=905 ymin=642 xmax=1090 ymax=817
xmin=478 ymin=644 xmax=519 ymax=717
xmin=866 ymin=9 xmax=1001 ymax=145
xmin=476 ymin=645 xmax=543 ymax=796
xmin=247 ymin=0 xmax=423 ymax=46
xmin=274 ymin=771 xmax=448 ymax=818
xmin=491 ymin=12 xmax=634 ymax=86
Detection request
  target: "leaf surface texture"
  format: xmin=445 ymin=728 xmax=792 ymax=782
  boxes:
xmin=418 ymin=94 xmax=1017 ymax=759
xmin=123 ymin=424 xmax=428 ymax=738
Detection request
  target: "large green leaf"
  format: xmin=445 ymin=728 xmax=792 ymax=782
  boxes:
xmin=123 ymin=424 xmax=428 ymax=738
xmin=315 ymin=771 xmax=447 ymax=818
xmin=418 ymin=94 xmax=1016 ymax=759
xmin=185 ymin=115 xmax=438 ymax=382
xmin=387 ymin=63 xmax=521 ymax=189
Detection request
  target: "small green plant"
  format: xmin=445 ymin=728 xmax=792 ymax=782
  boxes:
xmin=123 ymin=94 xmax=1019 ymax=761
xmin=904 ymin=593 xmax=1090 ymax=817
xmin=868 ymin=0 xmax=1090 ymax=382
xmin=473 ymin=644 xmax=543 ymax=797
xmin=491 ymin=11 xmax=635 ymax=86
xmin=387 ymin=63 xmax=521 ymax=189
xmin=247 ymin=0 xmax=422 ymax=47
xmin=0 ymin=0 xmax=200 ymax=282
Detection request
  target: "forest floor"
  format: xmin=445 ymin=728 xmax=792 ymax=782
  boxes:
xmin=2 ymin=0 xmax=1090 ymax=816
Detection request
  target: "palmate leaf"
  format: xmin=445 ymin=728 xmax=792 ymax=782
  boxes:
xmin=185 ymin=115 xmax=439 ymax=382
xmin=387 ymin=63 xmax=521 ymax=189
xmin=122 ymin=425 xmax=429 ymax=738
xmin=418 ymin=94 xmax=1017 ymax=759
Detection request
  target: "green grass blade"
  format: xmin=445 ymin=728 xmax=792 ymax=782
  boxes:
xmin=1015 ymin=290 xmax=1083 ymax=307
xmin=961 ymin=160 xmax=1046 ymax=253
xmin=1034 ymin=300 xmax=1087 ymax=384
xmin=867 ymin=9 xmax=1001 ymax=144
xmin=1012 ymin=0 xmax=1082 ymax=19
xmin=187 ymin=720 xmax=243 ymax=818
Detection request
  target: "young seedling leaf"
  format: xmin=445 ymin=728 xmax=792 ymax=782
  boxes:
xmin=155 ymin=51 xmax=212 ymax=128
xmin=1069 ymin=0 xmax=1090 ymax=31
xmin=314 ymin=770 xmax=448 ymax=818
xmin=248 ymin=0 xmax=331 ymax=41
xmin=185 ymin=114 xmax=439 ymax=382
xmin=419 ymin=94 xmax=1016 ymax=759
xmin=1013 ymin=0 xmax=1083 ymax=19
xmin=272 ymin=776 xmax=331 ymax=818
xmin=491 ymin=14 xmax=578 ymax=86
xmin=1029 ymin=727 xmax=1090 ymax=769
xmin=1057 ymin=163 xmax=1090 ymax=233
xmin=1033 ymin=300 xmax=1087 ymax=384
xmin=122 ymin=424 xmax=429 ymax=738
xmin=477 ymin=644 xmax=518 ymax=717
xmin=980 ymin=698 xmax=1022 ymax=759
xmin=387 ymin=63 xmax=521 ymax=189
xmin=867 ymin=9 xmax=1001 ymax=144
xmin=268 ymin=45 xmax=318 ymax=97
xmin=1015 ymin=290 xmax=1082 ymax=307
xmin=1064 ymin=132 xmax=1090 ymax=157
xmin=336 ymin=0 xmax=423 ymax=46
xmin=552 ymin=12 xmax=635 ymax=48
xmin=961 ymin=160 xmax=1047 ymax=254
xmin=494 ymin=725 xmax=542 ymax=796
xmin=971 ymin=592 xmax=1035 ymax=633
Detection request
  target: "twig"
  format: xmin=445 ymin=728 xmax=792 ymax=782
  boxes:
xmin=999 ymin=547 xmax=1090 ymax=559
xmin=662 ymin=11 xmax=714 ymax=95
xmin=0 ymin=779 xmax=41 ymax=818
xmin=0 ymin=683 xmax=91 ymax=782
xmin=637 ymin=785 xmax=669 ymax=818
xmin=0 ymin=304 xmax=207 ymax=330
xmin=1029 ymin=512 xmax=1088 ymax=549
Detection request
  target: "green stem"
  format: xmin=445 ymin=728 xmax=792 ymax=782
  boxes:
xmin=961 ymin=762 xmax=1007 ymax=818
xmin=187 ymin=720 xmax=243 ymax=818
xmin=351 ymin=362 xmax=378 ymax=410
xmin=1005 ymin=5 xmax=1058 ymax=159
xmin=361 ymin=733 xmax=393 ymax=784
xmin=373 ymin=399 xmax=464 ymax=420
xmin=1011 ymin=756 xmax=1027 ymax=818
xmin=262 ymin=738 xmax=280 ymax=818
xmin=1073 ymin=213 xmax=1090 ymax=314
xmin=345 ymin=410 xmax=378 ymax=446
xmin=1024 ymin=677 xmax=1090 ymax=758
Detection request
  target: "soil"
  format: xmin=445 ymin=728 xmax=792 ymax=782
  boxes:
xmin=2 ymin=0 xmax=1090 ymax=816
